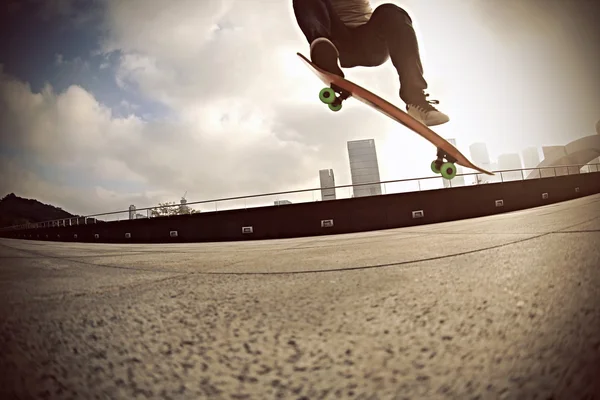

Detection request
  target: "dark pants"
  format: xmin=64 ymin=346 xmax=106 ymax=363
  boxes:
xmin=292 ymin=0 xmax=428 ymax=104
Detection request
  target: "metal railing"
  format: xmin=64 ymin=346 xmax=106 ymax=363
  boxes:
xmin=2 ymin=162 xmax=598 ymax=232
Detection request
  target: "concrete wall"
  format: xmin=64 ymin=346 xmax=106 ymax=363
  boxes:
xmin=3 ymin=172 xmax=599 ymax=243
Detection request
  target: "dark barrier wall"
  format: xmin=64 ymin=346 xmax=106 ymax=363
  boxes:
xmin=3 ymin=172 xmax=599 ymax=243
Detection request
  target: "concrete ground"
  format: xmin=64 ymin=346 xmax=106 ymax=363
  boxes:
xmin=1 ymin=194 xmax=599 ymax=400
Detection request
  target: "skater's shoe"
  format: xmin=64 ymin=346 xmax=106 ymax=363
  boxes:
xmin=310 ymin=37 xmax=344 ymax=78
xmin=406 ymin=93 xmax=450 ymax=127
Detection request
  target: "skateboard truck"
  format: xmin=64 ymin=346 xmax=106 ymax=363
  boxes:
xmin=318 ymin=83 xmax=351 ymax=112
xmin=432 ymin=148 xmax=458 ymax=179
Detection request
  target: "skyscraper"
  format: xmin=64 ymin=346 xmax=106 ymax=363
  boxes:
xmin=469 ymin=142 xmax=491 ymax=165
xmin=319 ymin=169 xmax=336 ymax=201
xmin=347 ymin=139 xmax=382 ymax=198
xmin=498 ymin=153 xmax=523 ymax=181
xmin=443 ymin=138 xmax=465 ymax=188
xmin=469 ymin=142 xmax=493 ymax=184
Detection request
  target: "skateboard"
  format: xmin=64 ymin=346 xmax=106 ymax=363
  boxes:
xmin=297 ymin=52 xmax=494 ymax=179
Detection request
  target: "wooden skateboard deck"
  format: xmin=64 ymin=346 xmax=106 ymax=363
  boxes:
xmin=297 ymin=52 xmax=494 ymax=178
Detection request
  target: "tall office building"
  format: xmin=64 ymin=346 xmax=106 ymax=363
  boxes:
xmin=498 ymin=153 xmax=523 ymax=181
xmin=443 ymin=138 xmax=465 ymax=188
xmin=347 ymin=139 xmax=382 ymax=198
xmin=488 ymin=162 xmax=501 ymax=183
xmin=469 ymin=142 xmax=491 ymax=165
xmin=319 ymin=169 xmax=336 ymax=201
xmin=129 ymin=205 xmax=136 ymax=220
xmin=469 ymin=142 xmax=493 ymax=183
xmin=522 ymin=146 xmax=541 ymax=179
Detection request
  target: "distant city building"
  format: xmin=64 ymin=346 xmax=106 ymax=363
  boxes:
xmin=522 ymin=146 xmax=541 ymax=178
xmin=319 ymin=169 xmax=336 ymax=201
xmin=469 ymin=142 xmax=493 ymax=184
xmin=541 ymin=146 xmax=567 ymax=160
xmin=443 ymin=138 xmax=465 ymax=188
xmin=274 ymin=200 xmax=292 ymax=205
xmin=525 ymin=127 xmax=600 ymax=178
xmin=178 ymin=196 xmax=191 ymax=214
xmin=525 ymin=124 xmax=600 ymax=178
xmin=540 ymin=146 xmax=569 ymax=176
xmin=129 ymin=205 xmax=136 ymax=220
xmin=469 ymin=142 xmax=491 ymax=165
xmin=488 ymin=162 xmax=501 ymax=183
xmin=347 ymin=139 xmax=382 ymax=198
xmin=522 ymin=147 xmax=540 ymax=168
xmin=498 ymin=153 xmax=523 ymax=181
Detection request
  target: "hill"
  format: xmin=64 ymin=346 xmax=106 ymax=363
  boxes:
xmin=0 ymin=193 xmax=77 ymax=228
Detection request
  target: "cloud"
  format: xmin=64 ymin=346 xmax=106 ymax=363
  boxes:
xmin=27 ymin=0 xmax=102 ymax=26
xmin=0 ymin=61 xmax=375 ymax=216
xmin=101 ymin=0 xmax=305 ymax=110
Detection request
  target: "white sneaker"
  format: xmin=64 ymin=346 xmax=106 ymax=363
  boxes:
xmin=406 ymin=94 xmax=450 ymax=127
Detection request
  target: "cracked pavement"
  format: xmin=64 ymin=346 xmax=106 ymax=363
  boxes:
xmin=1 ymin=194 xmax=599 ymax=399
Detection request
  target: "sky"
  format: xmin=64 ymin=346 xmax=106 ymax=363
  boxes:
xmin=0 ymin=0 xmax=599 ymax=217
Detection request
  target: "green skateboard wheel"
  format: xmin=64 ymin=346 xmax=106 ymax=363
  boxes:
xmin=440 ymin=162 xmax=457 ymax=180
xmin=319 ymin=87 xmax=336 ymax=104
xmin=328 ymin=102 xmax=342 ymax=112
xmin=431 ymin=160 xmax=441 ymax=174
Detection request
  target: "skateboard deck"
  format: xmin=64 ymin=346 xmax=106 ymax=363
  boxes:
xmin=297 ymin=52 xmax=494 ymax=178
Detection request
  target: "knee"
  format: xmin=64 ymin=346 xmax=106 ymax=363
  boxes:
xmin=372 ymin=3 xmax=413 ymax=24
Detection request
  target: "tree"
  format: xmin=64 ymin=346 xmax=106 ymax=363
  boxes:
xmin=150 ymin=201 xmax=199 ymax=217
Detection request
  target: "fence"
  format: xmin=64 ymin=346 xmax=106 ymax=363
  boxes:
xmin=2 ymin=162 xmax=599 ymax=232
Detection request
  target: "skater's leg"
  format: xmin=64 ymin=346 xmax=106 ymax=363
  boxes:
xmin=292 ymin=0 xmax=334 ymax=43
xmin=361 ymin=4 xmax=449 ymax=126
xmin=292 ymin=0 xmax=350 ymax=77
